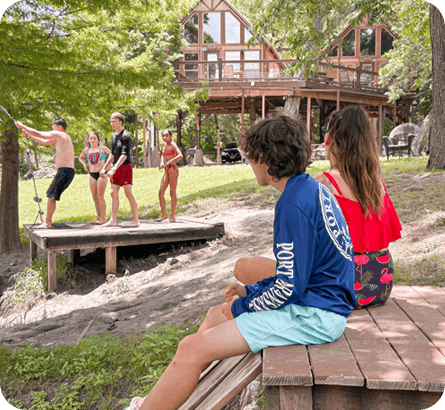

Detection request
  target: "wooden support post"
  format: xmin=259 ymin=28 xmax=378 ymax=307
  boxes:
xmin=105 ymin=246 xmax=117 ymax=274
xmin=217 ymin=127 xmax=221 ymax=165
xmin=281 ymin=386 xmax=313 ymax=410
xmin=241 ymin=93 xmax=245 ymax=129
xmin=336 ymin=91 xmax=340 ymax=111
xmin=378 ymin=104 xmax=383 ymax=143
xmin=250 ymin=98 xmax=256 ymax=124
xmin=306 ymin=97 xmax=312 ymax=142
xmin=70 ymin=249 xmax=80 ymax=267
xmin=30 ymin=241 xmax=37 ymax=262
xmin=48 ymin=250 xmax=57 ymax=291
xmin=262 ymin=95 xmax=266 ymax=119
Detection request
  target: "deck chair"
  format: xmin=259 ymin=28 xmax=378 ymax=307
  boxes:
xmin=339 ymin=71 xmax=354 ymax=86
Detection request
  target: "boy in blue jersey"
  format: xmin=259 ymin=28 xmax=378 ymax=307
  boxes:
xmin=124 ymin=115 xmax=356 ymax=410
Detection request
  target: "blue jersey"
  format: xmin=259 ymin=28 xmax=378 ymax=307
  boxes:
xmin=231 ymin=173 xmax=357 ymax=318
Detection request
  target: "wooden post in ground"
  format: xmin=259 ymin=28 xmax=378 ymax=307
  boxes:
xmin=143 ymin=116 xmax=147 ymax=168
xmin=48 ymin=250 xmax=57 ymax=291
xmin=262 ymin=95 xmax=266 ymax=119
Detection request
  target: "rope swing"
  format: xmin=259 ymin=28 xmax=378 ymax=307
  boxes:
xmin=0 ymin=104 xmax=44 ymax=223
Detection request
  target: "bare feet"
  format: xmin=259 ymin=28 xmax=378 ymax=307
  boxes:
xmin=93 ymin=220 xmax=107 ymax=225
xmin=123 ymin=221 xmax=140 ymax=227
xmin=155 ymin=216 xmax=168 ymax=222
xmin=88 ymin=219 xmax=99 ymax=224
xmin=33 ymin=222 xmax=51 ymax=229
xmin=101 ymin=220 xmax=118 ymax=227
xmin=169 ymin=218 xmax=176 ymax=223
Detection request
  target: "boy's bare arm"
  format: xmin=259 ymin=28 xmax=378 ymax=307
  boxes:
xmin=15 ymin=121 xmax=58 ymax=144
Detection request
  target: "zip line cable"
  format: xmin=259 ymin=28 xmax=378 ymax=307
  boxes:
xmin=0 ymin=104 xmax=44 ymax=224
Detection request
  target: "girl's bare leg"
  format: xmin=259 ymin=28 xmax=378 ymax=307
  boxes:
xmin=156 ymin=173 xmax=169 ymax=221
xmin=168 ymin=168 xmax=179 ymax=222
xmin=137 ymin=306 xmax=250 ymax=410
xmin=234 ymin=256 xmax=276 ymax=285
xmin=95 ymin=176 xmax=108 ymax=224
xmin=89 ymin=177 xmax=100 ymax=222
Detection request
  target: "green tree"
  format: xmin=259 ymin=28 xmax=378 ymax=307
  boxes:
xmin=250 ymin=0 xmax=444 ymax=170
xmin=0 ymin=0 xmax=204 ymax=252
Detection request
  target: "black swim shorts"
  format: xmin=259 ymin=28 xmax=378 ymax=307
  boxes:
xmin=46 ymin=167 xmax=75 ymax=201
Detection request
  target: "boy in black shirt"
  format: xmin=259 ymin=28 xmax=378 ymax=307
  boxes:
xmin=101 ymin=112 xmax=139 ymax=227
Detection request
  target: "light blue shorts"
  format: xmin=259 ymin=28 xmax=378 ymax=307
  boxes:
xmin=235 ymin=304 xmax=347 ymax=354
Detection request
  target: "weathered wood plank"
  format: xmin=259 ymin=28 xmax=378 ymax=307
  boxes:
xmin=263 ymin=345 xmax=312 ymax=387
xmin=105 ymin=247 xmax=117 ymax=275
xmin=344 ymin=308 xmax=417 ymax=390
xmin=411 ymin=286 xmax=445 ymax=316
xmin=194 ymin=352 xmax=262 ymax=410
xmin=178 ymin=354 xmax=247 ymax=410
xmin=308 ymin=334 xmax=364 ymax=386
xmin=391 ymin=287 xmax=445 ymax=356
xmin=367 ymin=297 xmax=445 ymax=392
xmin=312 ymin=384 xmax=443 ymax=410
xmin=280 ymin=386 xmax=313 ymax=410
xmin=30 ymin=241 xmax=37 ymax=262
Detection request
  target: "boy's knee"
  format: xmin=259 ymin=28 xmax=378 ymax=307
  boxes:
xmin=233 ymin=258 xmax=249 ymax=282
xmin=174 ymin=334 xmax=206 ymax=366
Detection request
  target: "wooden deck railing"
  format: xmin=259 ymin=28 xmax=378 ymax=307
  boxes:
xmin=172 ymin=59 xmax=393 ymax=92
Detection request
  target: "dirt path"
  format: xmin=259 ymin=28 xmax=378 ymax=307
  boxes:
xmin=1 ymin=172 xmax=444 ymax=348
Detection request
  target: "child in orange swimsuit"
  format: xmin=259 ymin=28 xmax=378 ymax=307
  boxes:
xmin=157 ymin=130 xmax=183 ymax=222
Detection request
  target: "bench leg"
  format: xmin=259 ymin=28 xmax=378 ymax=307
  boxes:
xmin=265 ymin=386 xmax=313 ymax=410
xmin=105 ymin=246 xmax=117 ymax=274
xmin=48 ymin=250 xmax=57 ymax=291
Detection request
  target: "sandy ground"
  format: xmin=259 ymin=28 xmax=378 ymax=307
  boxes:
xmin=0 ymin=172 xmax=444 ymax=348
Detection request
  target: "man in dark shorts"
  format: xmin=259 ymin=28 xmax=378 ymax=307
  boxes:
xmin=100 ymin=112 xmax=139 ymax=227
xmin=15 ymin=118 xmax=75 ymax=229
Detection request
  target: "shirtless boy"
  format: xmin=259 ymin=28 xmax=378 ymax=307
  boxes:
xmin=100 ymin=112 xmax=139 ymax=227
xmin=15 ymin=118 xmax=75 ymax=229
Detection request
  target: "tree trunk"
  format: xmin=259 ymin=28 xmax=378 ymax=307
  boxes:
xmin=283 ymin=96 xmax=301 ymax=119
xmin=427 ymin=4 xmax=445 ymax=170
xmin=0 ymin=129 xmax=22 ymax=253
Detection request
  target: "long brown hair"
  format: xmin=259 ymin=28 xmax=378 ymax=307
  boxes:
xmin=327 ymin=106 xmax=383 ymax=217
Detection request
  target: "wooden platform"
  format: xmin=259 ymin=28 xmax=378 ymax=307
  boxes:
xmin=180 ymin=286 xmax=445 ymax=410
xmin=24 ymin=217 xmax=224 ymax=291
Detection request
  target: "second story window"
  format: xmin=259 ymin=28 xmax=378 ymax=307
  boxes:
xmin=245 ymin=28 xmax=253 ymax=43
xmin=225 ymin=12 xmax=240 ymax=43
xmin=185 ymin=14 xmax=199 ymax=44
xmin=203 ymin=12 xmax=220 ymax=44
xmin=342 ymin=29 xmax=355 ymax=57
xmin=381 ymin=28 xmax=395 ymax=56
xmin=360 ymin=28 xmax=376 ymax=56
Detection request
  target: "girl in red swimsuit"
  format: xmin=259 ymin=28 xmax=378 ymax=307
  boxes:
xmin=314 ymin=106 xmax=402 ymax=308
xmin=157 ymin=130 xmax=183 ymax=222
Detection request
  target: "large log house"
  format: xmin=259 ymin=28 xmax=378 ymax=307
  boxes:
xmin=172 ymin=0 xmax=416 ymax=154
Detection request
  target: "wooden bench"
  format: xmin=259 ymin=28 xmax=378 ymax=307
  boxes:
xmin=181 ymin=286 xmax=444 ymax=410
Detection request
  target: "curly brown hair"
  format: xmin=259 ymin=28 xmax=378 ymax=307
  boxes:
xmin=327 ymin=106 xmax=384 ymax=217
xmin=238 ymin=115 xmax=311 ymax=180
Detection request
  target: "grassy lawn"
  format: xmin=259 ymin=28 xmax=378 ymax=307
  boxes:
xmin=2 ymin=156 xmax=444 ymax=410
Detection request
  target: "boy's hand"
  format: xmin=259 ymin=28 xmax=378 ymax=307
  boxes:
xmin=222 ymin=296 xmax=239 ymax=320
xmin=224 ymin=283 xmax=247 ymax=302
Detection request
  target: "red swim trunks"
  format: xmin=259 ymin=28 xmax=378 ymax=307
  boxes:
xmin=110 ymin=163 xmax=133 ymax=186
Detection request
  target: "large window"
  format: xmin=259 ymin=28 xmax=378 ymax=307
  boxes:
xmin=381 ymin=28 xmax=395 ymax=55
xmin=184 ymin=14 xmax=199 ymax=44
xmin=360 ymin=28 xmax=376 ymax=56
xmin=342 ymin=29 xmax=355 ymax=57
xmin=225 ymin=12 xmax=240 ymax=43
xmin=203 ymin=12 xmax=220 ymax=44
xmin=328 ymin=45 xmax=338 ymax=57
xmin=244 ymin=28 xmax=253 ymax=43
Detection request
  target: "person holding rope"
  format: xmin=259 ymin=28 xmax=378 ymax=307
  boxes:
xmin=15 ymin=118 xmax=75 ymax=229
xmin=100 ymin=112 xmax=139 ymax=227
xmin=123 ymin=115 xmax=356 ymax=410
xmin=78 ymin=131 xmax=112 ymax=224
xmin=156 ymin=129 xmax=183 ymax=223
